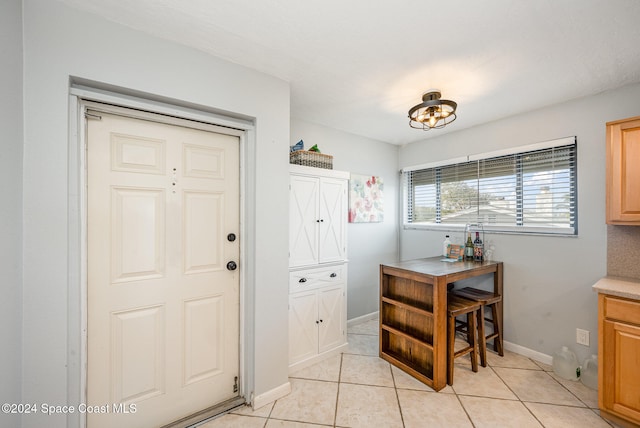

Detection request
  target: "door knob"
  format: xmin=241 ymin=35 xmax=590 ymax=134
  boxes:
xmin=227 ymin=233 xmax=236 ymax=242
xmin=226 ymin=261 xmax=237 ymax=271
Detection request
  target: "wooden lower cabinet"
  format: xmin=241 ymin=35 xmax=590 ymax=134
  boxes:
xmin=599 ymin=294 xmax=640 ymax=427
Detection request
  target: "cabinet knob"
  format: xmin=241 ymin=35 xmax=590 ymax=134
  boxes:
xmin=319 ymin=319 xmax=323 ymax=323
xmin=330 ymin=272 xmax=337 ymax=278
xmin=299 ymin=278 xmax=307 ymax=283
xmin=316 ymin=320 xmax=320 ymax=324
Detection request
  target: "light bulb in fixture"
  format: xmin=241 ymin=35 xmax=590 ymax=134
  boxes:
xmin=408 ymin=90 xmax=457 ymax=130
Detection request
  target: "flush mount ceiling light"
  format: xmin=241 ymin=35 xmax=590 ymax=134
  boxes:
xmin=408 ymin=90 xmax=457 ymax=130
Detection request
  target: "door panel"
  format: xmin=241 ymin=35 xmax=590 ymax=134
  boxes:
xmin=289 ymin=176 xmax=319 ymax=267
xmin=318 ymin=178 xmax=347 ymax=263
xmin=604 ymin=320 xmax=640 ymax=421
xmin=87 ymin=111 xmax=240 ymax=428
xmin=289 ymin=291 xmax=318 ymax=363
xmin=318 ymin=286 xmax=344 ymax=353
xmin=184 ymin=295 xmax=224 ymax=385
xmin=111 ymin=187 xmax=165 ymax=282
xmin=111 ymin=305 xmax=165 ymax=403
xmin=183 ymin=191 xmax=224 ymax=273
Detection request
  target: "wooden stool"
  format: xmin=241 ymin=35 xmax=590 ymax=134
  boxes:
xmin=447 ymin=294 xmax=480 ymax=385
xmin=451 ymin=286 xmax=503 ymax=367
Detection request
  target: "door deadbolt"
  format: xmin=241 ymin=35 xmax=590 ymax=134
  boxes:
xmin=226 ymin=261 xmax=237 ymax=271
xmin=227 ymin=233 xmax=236 ymax=242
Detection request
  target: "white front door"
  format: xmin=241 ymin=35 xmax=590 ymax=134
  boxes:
xmin=87 ymin=110 xmax=240 ymax=427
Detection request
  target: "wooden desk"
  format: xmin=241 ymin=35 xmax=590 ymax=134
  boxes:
xmin=379 ymin=257 xmax=503 ymax=391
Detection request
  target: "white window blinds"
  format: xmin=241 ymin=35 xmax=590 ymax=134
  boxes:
xmin=404 ymin=138 xmax=577 ymax=235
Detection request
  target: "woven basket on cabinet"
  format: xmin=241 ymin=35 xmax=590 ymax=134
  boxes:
xmin=289 ymin=150 xmax=333 ymax=169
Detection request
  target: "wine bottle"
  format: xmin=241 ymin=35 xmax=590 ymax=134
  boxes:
xmin=473 ymin=232 xmax=484 ymax=262
xmin=465 ymin=233 xmax=474 ymax=260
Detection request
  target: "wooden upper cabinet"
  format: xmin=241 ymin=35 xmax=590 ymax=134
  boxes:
xmin=607 ymin=116 xmax=640 ymax=224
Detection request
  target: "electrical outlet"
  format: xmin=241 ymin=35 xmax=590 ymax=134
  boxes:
xmin=576 ymin=328 xmax=590 ymax=346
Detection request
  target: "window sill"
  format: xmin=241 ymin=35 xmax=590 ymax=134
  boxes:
xmin=402 ymin=223 xmax=577 ymax=237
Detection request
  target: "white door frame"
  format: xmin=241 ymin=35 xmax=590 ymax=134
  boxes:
xmin=66 ymin=85 xmax=257 ymax=428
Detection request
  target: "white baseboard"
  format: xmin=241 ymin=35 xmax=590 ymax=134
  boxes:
xmin=252 ymin=381 xmax=291 ymax=410
xmin=347 ymin=311 xmax=379 ymax=328
xmin=288 ymin=343 xmax=349 ymax=375
xmin=503 ymin=340 xmax=553 ymax=366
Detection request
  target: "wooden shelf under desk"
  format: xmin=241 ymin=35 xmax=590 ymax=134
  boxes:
xmin=381 ymin=300 xmax=434 ymax=345
xmin=379 ymin=257 xmax=503 ymax=392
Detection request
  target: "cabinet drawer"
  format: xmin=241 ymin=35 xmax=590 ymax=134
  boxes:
xmin=290 ymin=265 xmax=345 ymax=293
xmin=604 ymin=295 xmax=640 ymax=325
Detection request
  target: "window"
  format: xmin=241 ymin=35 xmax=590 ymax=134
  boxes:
xmin=403 ymin=137 xmax=577 ymax=235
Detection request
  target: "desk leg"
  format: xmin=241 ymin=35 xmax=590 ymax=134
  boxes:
xmin=433 ymin=276 xmax=448 ymax=390
xmin=494 ymin=262 xmax=504 ymax=356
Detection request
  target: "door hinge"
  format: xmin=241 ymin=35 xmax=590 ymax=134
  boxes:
xmin=233 ymin=376 xmax=238 ymax=393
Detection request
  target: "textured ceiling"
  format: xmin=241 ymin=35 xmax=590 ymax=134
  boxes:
xmin=58 ymin=0 xmax=640 ymax=145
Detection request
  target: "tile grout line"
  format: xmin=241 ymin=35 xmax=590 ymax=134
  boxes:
xmin=389 ymin=362 xmax=406 ymax=428
xmin=546 ymin=370 xmax=599 ymax=409
xmin=496 ymin=362 xmax=603 ymax=411
xmin=342 ymin=323 xmax=607 ymax=428
xmin=488 ymin=364 xmax=548 ymax=427
xmin=452 ymin=391 xmax=478 ymax=428
xmin=489 ymin=359 xmax=610 ymax=427
xmin=332 ymin=352 xmax=345 ymax=428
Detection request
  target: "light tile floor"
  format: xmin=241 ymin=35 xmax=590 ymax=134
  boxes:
xmin=198 ymin=318 xmax=611 ymax=428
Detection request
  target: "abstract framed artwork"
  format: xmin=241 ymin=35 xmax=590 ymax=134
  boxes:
xmin=349 ymin=174 xmax=384 ymax=223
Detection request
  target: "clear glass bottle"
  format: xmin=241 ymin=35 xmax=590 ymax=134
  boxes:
xmin=443 ymin=235 xmax=451 ymax=257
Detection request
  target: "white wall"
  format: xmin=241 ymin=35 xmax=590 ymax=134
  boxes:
xmin=0 ymin=1 xmax=23 ymax=426
xmin=290 ymin=119 xmax=399 ymax=318
xmin=22 ymin=1 xmax=290 ymax=426
xmin=399 ymin=83 xmax=640 ymax=362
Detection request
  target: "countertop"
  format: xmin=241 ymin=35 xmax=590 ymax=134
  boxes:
xmin=381 ymin=257 xmax=502 ymax=278
xmin=592 ymin=276 xmax=640 ymax=300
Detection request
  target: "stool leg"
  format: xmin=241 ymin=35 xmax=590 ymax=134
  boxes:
xmin=477 ymin=305 xmax=487 ymax=367
xmin=447 ymin=315 xmax=455 ymax=385
xmin=465 ymin=314 xmax=472 ymax=344
xmin=491 ymin=303 xmax=504 ymax=356
xmin=468 ymin=311 xmax=478 ymax=373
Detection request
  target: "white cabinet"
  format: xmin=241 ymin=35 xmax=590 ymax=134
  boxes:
xmin=289 ymin=278 xmax=345 ymax=365
xmin=289 ymin=167 xmax=348 ymax=267
xmin=288 ymin=165 xmax=349 ymax=372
